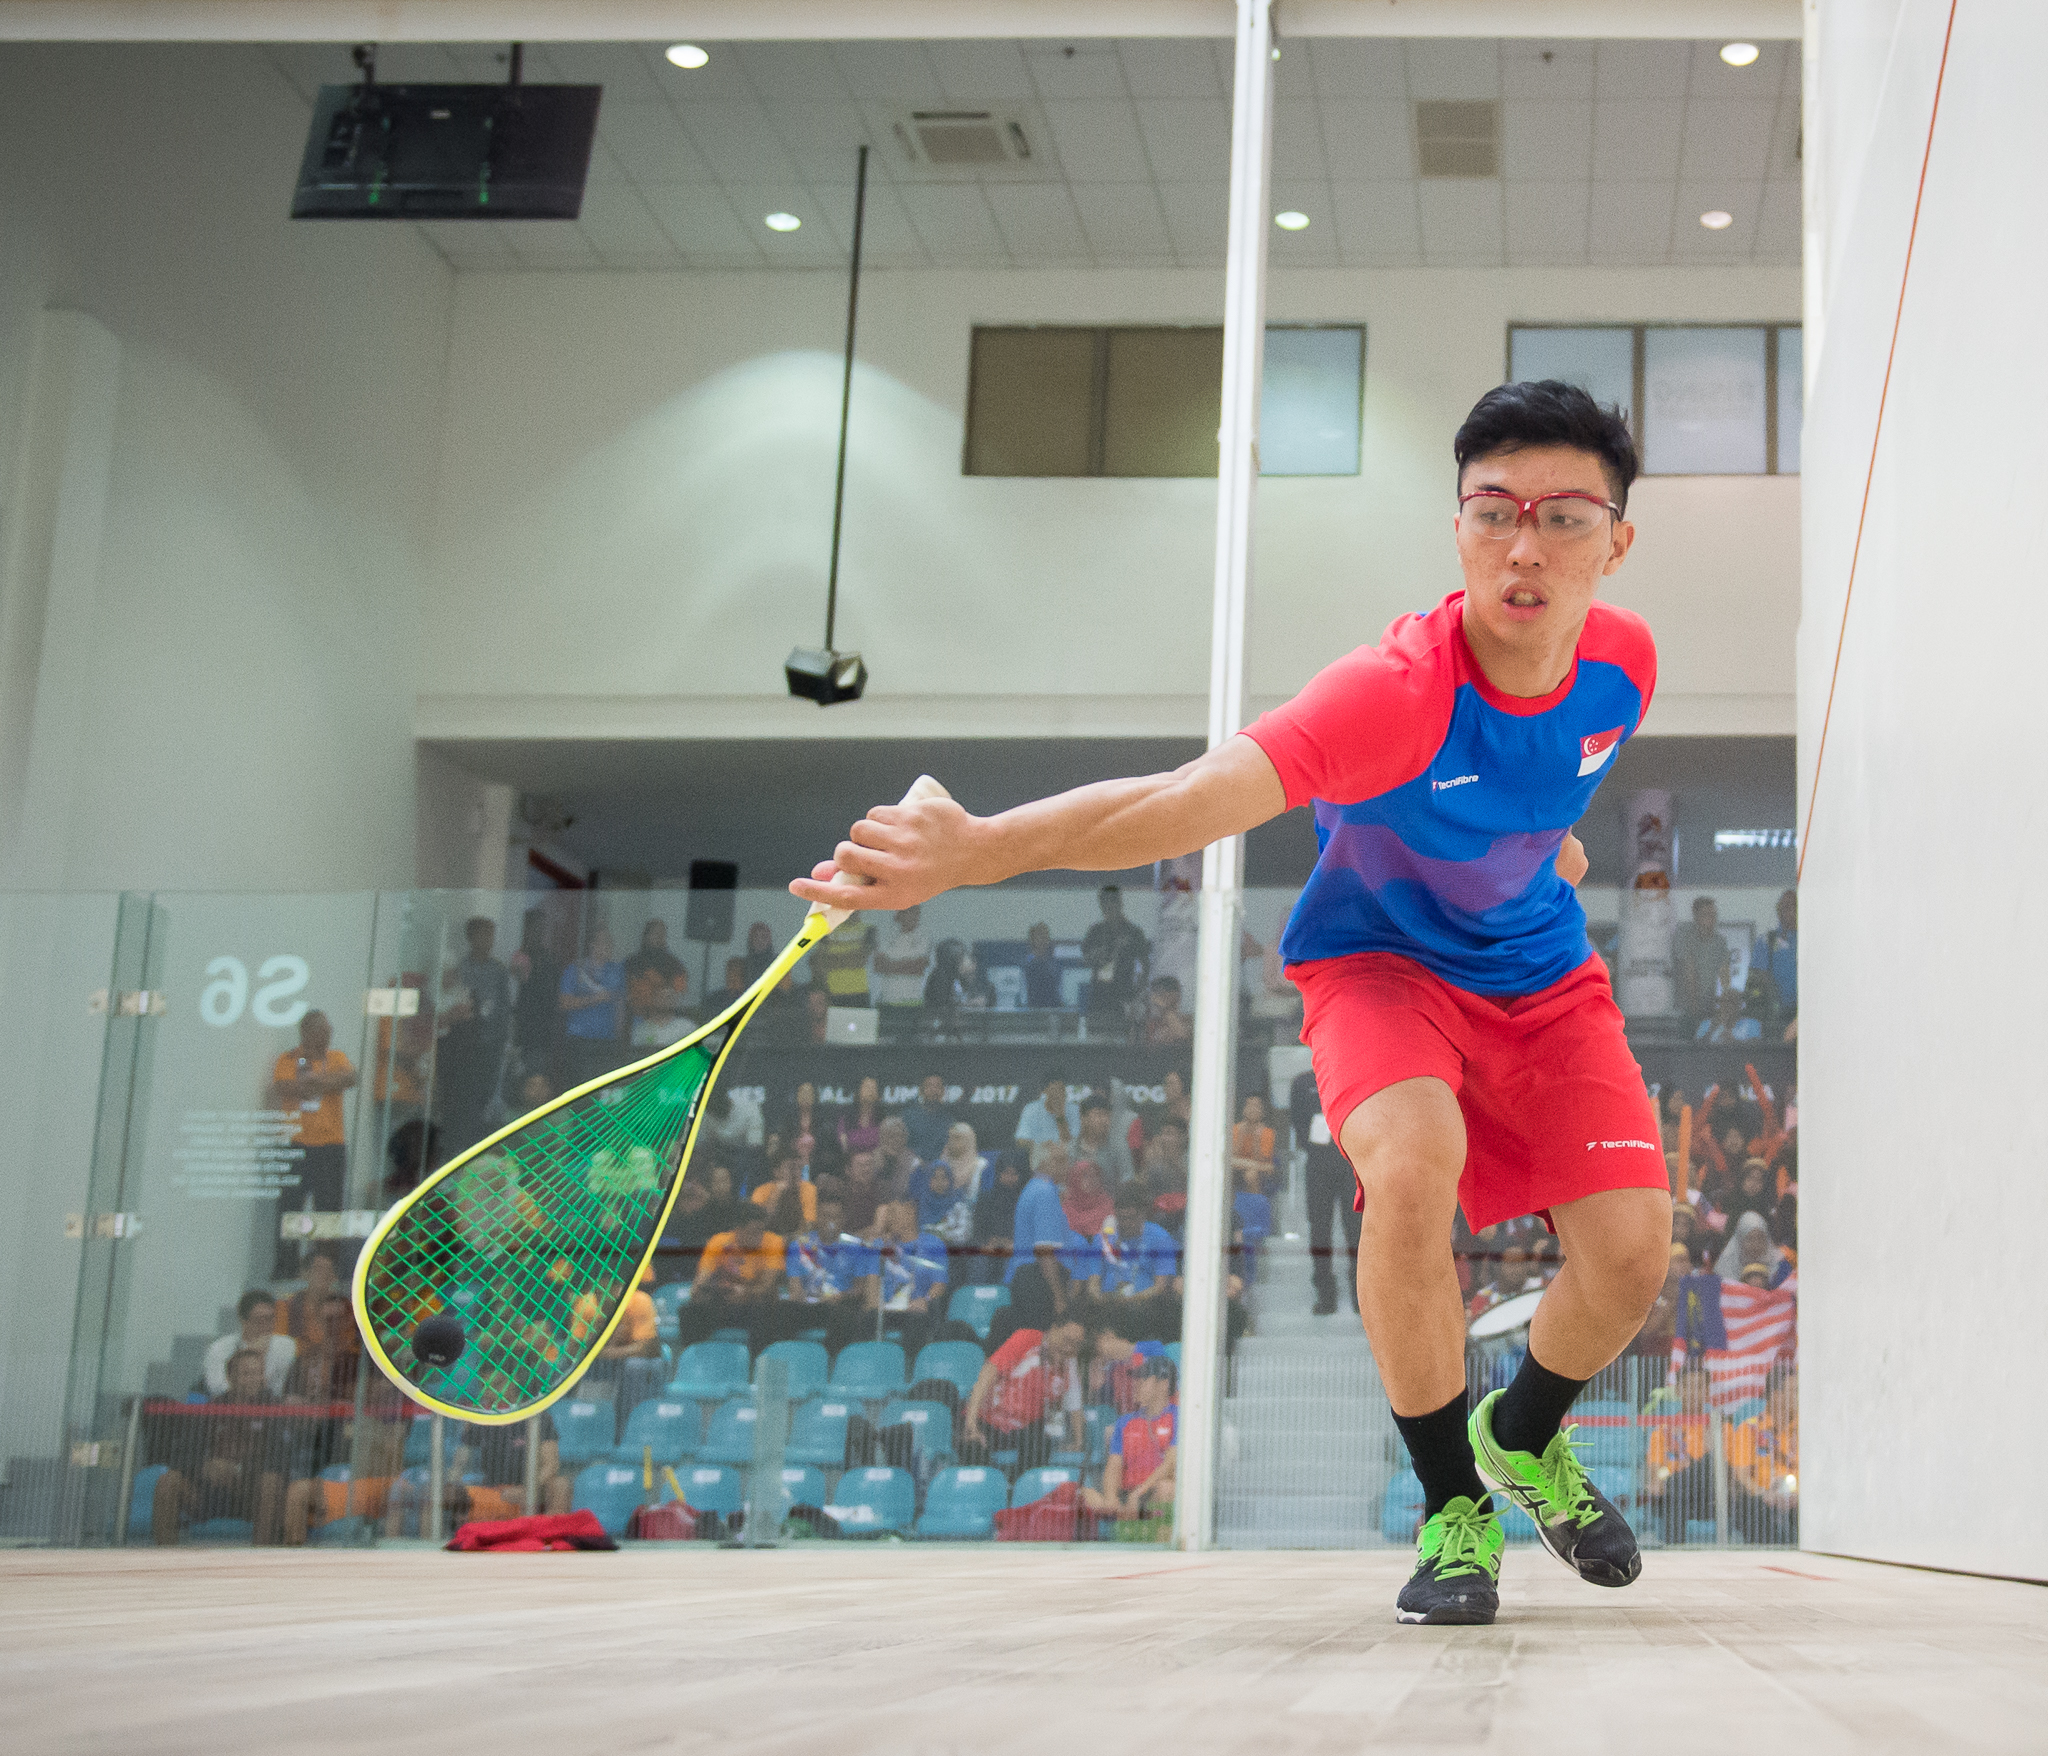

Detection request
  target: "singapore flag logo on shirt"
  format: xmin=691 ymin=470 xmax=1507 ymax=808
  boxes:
xmin=1578 ymin=726 xmax=1624 ymax=777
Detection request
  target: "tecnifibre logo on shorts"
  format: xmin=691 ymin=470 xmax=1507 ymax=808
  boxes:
xmin=1432 ymin=774 xmax=1479 ymax=792
xmin=1586 ymin=1138 xmax=1658 ymax=1151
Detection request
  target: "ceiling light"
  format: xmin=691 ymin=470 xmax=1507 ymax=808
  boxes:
xmin=764 ymin=212 xmax=802 ymax=232
xmin=1719 ymin=42 xmax=1760 ymax=67
xmin=1699 ymin=209 xmax=1734 ymax=230
xmin=665 ymin=43 xmax=709 ymax=69
xmin=1274 ymin=210 xmax=1310 ymax=231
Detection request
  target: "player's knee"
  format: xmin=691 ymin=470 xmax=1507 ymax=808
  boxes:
xmin=1348 ymin=1142 xmax=1461 ymax=1237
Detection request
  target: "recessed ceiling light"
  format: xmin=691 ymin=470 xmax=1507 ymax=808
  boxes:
xmin=1700 ymin=209 xmax=1734 ymax=230
xmin=1274 ymin=210 xmax=1310 ymax=231
xmin=764 ymin=212 xmax=802 ymax=233
xmin=1719 ymin=42 xmax=1760 ymax=67
xmin=665 ymin=43 xmax=709 ymax=70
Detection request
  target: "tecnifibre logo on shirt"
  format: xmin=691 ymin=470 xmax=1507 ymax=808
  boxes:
xmin=1586 ymin=1138 xmax=1658 ymax=1151
xmin=1432 ymin=774 xmax=1479 ymax=792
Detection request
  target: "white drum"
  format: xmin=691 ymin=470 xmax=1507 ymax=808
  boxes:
xmin=1466 ymin=1286 xmax=1545 ymax=1343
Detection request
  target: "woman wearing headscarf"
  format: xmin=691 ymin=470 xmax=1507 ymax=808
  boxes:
xmin=1061 ymin=1157 xmax=1115 ymax=1241
xmin=1714 ymin=1210 xmax=1789 ymax=1285
xmin=934 ymin=1121 xmax=989 ymax=1202
xmin=911 ymin=1158 xmax=976 ymax=1249
xmin=968 ymin=1150 xmax=1029 ymax=1287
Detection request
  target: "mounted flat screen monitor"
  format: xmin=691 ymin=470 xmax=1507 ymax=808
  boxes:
xmin=291 ymin=82 xmax=601 ymax=220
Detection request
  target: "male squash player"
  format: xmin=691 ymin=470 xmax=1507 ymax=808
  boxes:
xmin=792 ymin=381 xmax=1671 ymax=1625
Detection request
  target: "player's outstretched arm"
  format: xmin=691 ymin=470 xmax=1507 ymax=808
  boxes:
xmin=789 ymin=734 xmax=1287 ymax=915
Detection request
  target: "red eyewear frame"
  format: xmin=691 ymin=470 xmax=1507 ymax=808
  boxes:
xmin=1457 ymin=489 xmax=1623 ymax=525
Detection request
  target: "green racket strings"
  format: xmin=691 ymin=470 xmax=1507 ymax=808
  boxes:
xmin=358 ymin=1036 xmax=718 ymax=1418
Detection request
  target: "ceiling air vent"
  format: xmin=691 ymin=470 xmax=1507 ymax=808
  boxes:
xmin=892 ymin=110 xmax=1038 ymax=175
xmin=1414 ymin=100 xmax=1498 ymax=177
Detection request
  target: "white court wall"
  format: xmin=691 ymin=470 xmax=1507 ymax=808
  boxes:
xmin=419 ymin=262 xmax=1801 ymax=745
xmin=1799 ymin=0 xmax=2048 ymax=1580
xmin=0 ymin=44 xmax=450 ymax=895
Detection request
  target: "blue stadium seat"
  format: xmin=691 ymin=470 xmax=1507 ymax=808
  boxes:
xmin=946 ymin=1284 xmax=1010 ymax=1339
xmin=650 ymin=1282 xmax=689 ymax=1340
xmin=128 ymin=1464 xmax=169 ymax=1540
xmin=552 ymin=1398 xmax=617 ymax=1467
xmin=830 ymin=1465 xmax=915 ymax=1534
xmin=1575 ymin=1399 xmax=1632 ymax=1422
xmin=1575 ymin=1425 xmax=1637 ymax=1468
xmin=916 ymin=1466 xmax=1009 ymax=1539
xmin=1083 ymin=1405 xmax=1116 ymax=1463
xmin=776 ymin=1465 xmax=829 ymax=1513
xmin=879 ymin=1399 xmax=955 ymax=1466
xmin=678 ymin=1463 xmax=744 ymax=1517
xmin=1162 ymin=1342 xmax=1181 ymax=1370
xmin=712 ymin=1327 xmax=751 ymax=1346
xmin=697 ymin=1397 xmax=761 ymax=1465
xmin=786 ymin=1397 xmax=854 ymax=1468
xmin=1380 ymin=1468 xmax=1425 ymax=1542
xmin=185 ymin=1518 xmax=256 ymax=1544
xmin=667 ymin=1341 xmax=751 ymax=1401
xmin=911 ymin=1340 xmax=986 ymax=1403
xmin=615 ymin=1398 xmax=701 ymax=1466
xmin=758 ymin=1339 xmax=830 ymax=1400
xmin=570 ymin=1462 xmax=645 ymax=1537
xmin=1684 ymin=1518 xmax=1719 ymax=1546
xmin=829 ymin=1340 xmax=907 ymax=1399
xmin=401 ymin=1416 xmax=437 ymax=1467
xmin=1010 ymin=1465 xmax=1081 ymax=1509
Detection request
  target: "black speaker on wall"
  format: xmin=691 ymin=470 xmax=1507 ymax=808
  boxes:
xmin=684 ymin=860 xmax=739 ymax=944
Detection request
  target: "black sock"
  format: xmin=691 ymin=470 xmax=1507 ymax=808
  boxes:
xmin=1393 ymin=1389 xmax=1490 ymax=1517
xmin=1490 ymin=1352 xmax=1588 ymax=1457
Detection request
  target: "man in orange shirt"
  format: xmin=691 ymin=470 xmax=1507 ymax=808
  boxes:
xmin=677 ymin=1209 xmax=787 ymax=1351
xmin=572 ymin=1264 xmax=665 ymax=1430
xmin=1642 ymin=1361 xmax=1715 ymax=1544
xmin=1727 ymin=1363 xmax=1798 ymax=1544
xmin=268 ymin=1010 xmax=357 ymax=1275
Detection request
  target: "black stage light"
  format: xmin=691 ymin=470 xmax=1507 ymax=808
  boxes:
xmin=785 ymin=646 xmax=868 ymax=706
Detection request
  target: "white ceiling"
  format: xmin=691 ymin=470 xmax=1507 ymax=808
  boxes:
xmin=263 ymin=36 xmax=1802 ymax=273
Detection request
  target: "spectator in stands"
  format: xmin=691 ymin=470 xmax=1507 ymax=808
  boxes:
xmin=970 ymin=1150 xmax=1029 ymax=1285
xmin=1141 ymin=1121 xmax=1191 ymax=1237
xmin=282 ymin=1376 xmax=408 ymax=1544
xmin=930 ymin=1120 xmax=990 ymax=1202
xmin=1291 ymin=1068 xmax=1360 ymax=1317
xmin=1062 ymin=1154 xmax=1114 ymax=1240
xmin=742 ymin=920 xmax=777 ymax=984
xmin=277 ymin=1251 xmax=346 ymax=1352
xmin=1083 ymin=886 xmax=1150 ymax=1037
xmin=1643 ymin=1362 xmax=1716 ymax=1543
xmin=1696 ymin=987 xmax=1762 ymax=1044
xmin=705 ymin=955 xmax=750 ymax=1017
xmin=1084 ymin=1189 xmax=1182 ymax=1338
xmin=773 ymin=1081 xmax=827 ymax=1158
xmin=811 ymin=915 xmax=874 ymax=1008
xmin=558 ymin=925 xmax=625 ymax=1086
xmin=1729 ymin=1364 xmax=1799 ymax=1544
xmin=840 ymin=1149 xmax=885 ymax=1234
xmin=1011 ymin=1140 xmax=1076 ymax=1281
xmin=1073 ymin=1094 xmax=1136 ymax=1191
xmin=960 ymin=1314 xmax=1090 ymax=1472
xmin=1670 ymin=1199 xmax=1708 ymax=1269
xmin=1714 ymin=1211 xmax=1789 ymax=1285
xmin=700 ymin=1086 xmax=765 ymax=1188
xmin=1141 ymin=976 xmax=1192 ymax=1045
xmin=573 ymin=1264 xmax=664 ymax=1424
xmin=205 ymin=1290 xmax=297 ymax=1397
xmin=857 ymin=1198 xmax=952 ymax=1358
xmin=657 ymin=1175 xmax=726 ymax=1283
xmin=1756 ymin=888 xmax=1798 ymax=1029
xmin=1231 ymin=1169 xmax=1273 ymax=1274
xmin=1230 ymin=1093 xmax=1278 ymax=1194
xmin=785 ymin=1194 xmax=870 ymax=1348
xmin=267 ymin=1009 xmax=358 ymax=1276
xmin=838 ymin=1075 xmax=885 ymax=1158
xmin=676 ymin=1209 xmax=786 ymax=1349
xmin=624 ymin=919 xmax=691 ymax=1047
xmin=871 ymin=904 xmax=932 ymax=1014
xmin=1021 ymin=921 xmax=1063 ymax=1009
xmin=875 ymin=1114 xmax=918 ymax=1198
xmin=910 ymin=1157 xmax=976 ymax=1260
xmin=390 ymin=1415 xmax=560 ymax=1537
xmin=382 ymin=1115 xmax=443 ymax=1203
xmin=750 ymin=1146 xmax=817 ymax=1227
xmin=1015 ymin=1072 xmax=1080 ymax=1151
xmin=1082 ymin=1351 xmax=1177 ymax=1523
xmin=902 ymin=1073 xmax=953 ymax=1162
xmin=154 ymin=1348 xmax=288 ymax=1544
xmin=438 ymin=916 xmax=513 ymax=1151
xmin=1671 ymin=896 xmax=1732 ymax=1030
xmin=509 ymin=907 xmax=562 ymax=1079
xmin=1633 ymin=1242 xmax=1694 ymax=1356
xmin=1139 ymin=1068 xmax=1194 ymax=1141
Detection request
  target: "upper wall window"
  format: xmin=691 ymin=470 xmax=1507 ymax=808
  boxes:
xmin=1506 ymin=324 xmax=1802 ymax=476
xmin=966 ymin=324 xmax=1364 ymax=479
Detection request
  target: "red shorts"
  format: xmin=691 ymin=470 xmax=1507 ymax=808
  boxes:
xmin=1292 ymin=951 xmax=1666 ymax=1231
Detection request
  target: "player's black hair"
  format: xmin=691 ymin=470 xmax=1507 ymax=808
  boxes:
xmin=1454 ymin=379 xmax=1639 ymax=512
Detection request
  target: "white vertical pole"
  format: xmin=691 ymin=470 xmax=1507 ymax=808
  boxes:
xmin=1801 ymin=0 xmax=1824 ymax=398
xmin=1174 ymin=0 xmax=1273 ymax=1555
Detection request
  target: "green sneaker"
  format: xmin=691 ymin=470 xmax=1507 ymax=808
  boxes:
xmin=1469 ymin=1389 xmax=1642 ymax=1588
xmin=1395 ymin=1495 xmax=1503 ymax=1625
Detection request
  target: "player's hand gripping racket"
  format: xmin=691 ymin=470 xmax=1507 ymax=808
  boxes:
xmin=352 ymin=775 xmax=951 ymax=1423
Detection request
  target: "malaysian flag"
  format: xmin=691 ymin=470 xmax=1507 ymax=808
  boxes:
xmin=1669 ymin=1273 xmax=1797 ymax=1406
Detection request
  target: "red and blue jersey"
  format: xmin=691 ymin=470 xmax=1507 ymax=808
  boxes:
xmin=1246 ymin=592 xmax=1656 ymax=996
xmin=1110 ymin=1404 xmax=1177 ymax=1482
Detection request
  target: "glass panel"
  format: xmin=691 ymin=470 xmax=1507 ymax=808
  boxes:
xmin=1509 ymin=325 xmax=1634 ymax=426
xmin=1102 ymin=327 xmax=1224 ymax=478
xmin=965 ymin=329 xmax=1098 ymax=478
xmin=1775 ymin=327 xmax=1803 ymax=474
xmin=1643 ymin=326 xmax=1769 ymax=474
xmin=0 ymin=893 xmax=122 ymax=1544
xmin=1260 ymin=327 xmax=1363 ymax=477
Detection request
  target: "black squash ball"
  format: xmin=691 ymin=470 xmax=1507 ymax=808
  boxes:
xmin=411 ymin=1312 xmax=466 ymax=1369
